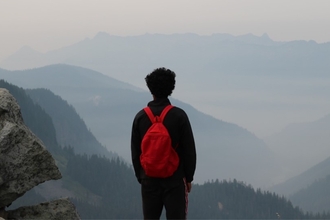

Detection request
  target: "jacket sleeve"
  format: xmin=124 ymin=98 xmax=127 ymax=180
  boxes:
xmin=131 ymin=115 xmax=142 ymax=183
xmin=180 ymin=112 xmax=197 ymax=183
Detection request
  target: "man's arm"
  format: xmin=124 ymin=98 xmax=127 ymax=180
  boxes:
xmin=181 ymin=112 xmax=197 ymax=184
xmin=186 ymin=182 xmax=192 ymax=193
xmin=131 ymin=117 xmax=142 ymax=183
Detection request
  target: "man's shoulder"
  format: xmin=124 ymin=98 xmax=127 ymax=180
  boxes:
xmin=133 ymin=109 xmax=146 ymax=121
xmin=170 ymin=106 xmax=189 ymax=118
xmin=171 ymin=105 xmax=185 ymax=113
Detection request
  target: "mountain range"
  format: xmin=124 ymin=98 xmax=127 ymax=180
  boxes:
xmin=2 ymin=78 xmax=329 ymax=217
xmin=2 ymin=32 xmax=330 ymax=139
xmin=1 ymin=31 xmax=330 ymax=192
xmin=2 ymin=65 xmax=330 ymax=214
xmin=3 ymin=32 xmax=330 ymax=80
xmin=0 ymin=64 xmax=280 ymax=188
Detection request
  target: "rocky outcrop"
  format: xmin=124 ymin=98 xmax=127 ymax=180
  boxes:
xmin=0 ymin=88 xmax=79 ymax=219
xmin=7 ymin=198 xmax=80 ymax=220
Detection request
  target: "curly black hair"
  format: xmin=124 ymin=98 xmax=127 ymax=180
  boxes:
xmin=145 ymin=67 xmax=176 ymax=98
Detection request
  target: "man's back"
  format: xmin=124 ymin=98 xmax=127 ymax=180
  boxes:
xmin=131 ymin=68 xmax=196 ymax=219
xmin=131 ymin=98 xmax=196 ymax=183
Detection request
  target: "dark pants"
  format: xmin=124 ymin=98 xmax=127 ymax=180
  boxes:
xmin=141 ymin=178 xmax=188 ymax=220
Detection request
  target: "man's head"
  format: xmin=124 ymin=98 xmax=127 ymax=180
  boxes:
xmin=145 ymin=67 xmax=176 ymax=99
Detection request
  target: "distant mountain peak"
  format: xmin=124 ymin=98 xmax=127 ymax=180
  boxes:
xmin=12 ymin=45 xmax=42 ymax=57
xmin=94 ymin=31 xmax=111 ymax=40
xmin=261 ymin=33 xmax=270 ymax=39
xmin=19 ymin=45 xmax=40 ymax=52
xmin=1 ymin=45 xmax=43 ymax=70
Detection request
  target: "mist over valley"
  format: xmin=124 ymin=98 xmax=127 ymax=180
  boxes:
xmin=2 ymin=32 xmax=330 ymax=138
xmin=1 ymin=32 xmax=330 ymax=216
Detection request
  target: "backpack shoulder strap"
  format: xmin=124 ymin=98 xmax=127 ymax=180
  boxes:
xmin=143 ymin=107 xmax=156 ymax=123
xmin=143 ymin=105 xmax=174 ymax=123
xmin=159 ymin=105 xmax=173 ymax=122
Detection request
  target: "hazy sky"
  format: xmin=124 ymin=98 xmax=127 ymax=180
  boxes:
xmin=1 ymin=0 xmax=330 ymax=138
xmin=1 ymin=0 xmax=330 ymax=61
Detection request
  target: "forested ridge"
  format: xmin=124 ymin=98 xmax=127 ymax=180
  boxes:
xmin=191 ymin=180 xmax=303 ymax=219
xmin=0 ymin=80 xmax=58 ymax=152
xmin=1 ymin=79 xmax=330 ymax=219
xmin=63 ymin=147 xmax=141 ymax=218
xmin=25 ymin=87 xmax=117 ymax=158
xmin=290 ymin=174 xmax=330 ymax=214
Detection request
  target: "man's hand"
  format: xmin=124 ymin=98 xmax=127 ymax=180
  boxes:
xmin=186 ymin=182 xmax=192 ymax=193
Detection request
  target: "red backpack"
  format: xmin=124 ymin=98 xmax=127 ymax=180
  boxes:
xmin=140 ymin=105 xmax=179 ymax=178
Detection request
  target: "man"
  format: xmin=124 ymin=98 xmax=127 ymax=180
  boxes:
xmin=131 ymin=67 xmax=197 ymax=219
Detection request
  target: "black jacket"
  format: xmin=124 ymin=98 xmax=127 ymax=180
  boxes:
xmin=131 ymin=98 xmax=196 ymax=183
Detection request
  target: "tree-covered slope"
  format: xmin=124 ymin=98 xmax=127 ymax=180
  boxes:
xmin=0 ymin=79 xmax=143 ymax=218
xmin=25 ymin=88 xmax=117 ymax=158
xmin=269 ymin=156 xmax=330 ymax=196
xmin=0 ymin=79 xmax=58 ymax=153
xmin=290 ymin=174 xmax=330 ymax=213
xmin=190 ymin=179 xmax=305 ymax=219
xmin=61 ymin=147 xmax=141 ymax=219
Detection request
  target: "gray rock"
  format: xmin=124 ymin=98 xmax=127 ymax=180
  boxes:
xmin=7 ymin=198 xmax=80 ymax=220
xmin=0 ymin=88 xmax=62 ymax=208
